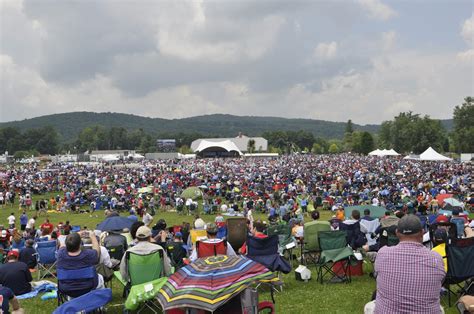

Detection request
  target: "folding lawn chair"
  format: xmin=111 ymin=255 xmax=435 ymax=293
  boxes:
xmin=57 ymin=266 xmax=97 ymax=305
xmin=227 ymin=218 xmax=248 ymax=252
xmin=301 ymin=221 xmax=331 ymax=265
xmin=35 ymin=240 xmax=57 ymax=280
xmin=247 ymin=235 xmax=291 ymax=274
xmin=106 ymin=244 xmax=125 ymax=261
xmin=266 ymin=224 xmax=294 ymax=261
xmin=316 ymin=230 xmax=355 ymax=284
xmin=444 ymin=237 xmax=474 ymax=306
xmin=53 ymin=288 xmax=112 ymax=314
xmin=196 ymin=240 xmax=227 ymax=258
xmin=114 ymin=250 xmax=167 ymax=313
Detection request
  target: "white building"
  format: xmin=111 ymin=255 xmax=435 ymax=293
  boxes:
xmin=191 ymin=134 xmax=268 ymax=153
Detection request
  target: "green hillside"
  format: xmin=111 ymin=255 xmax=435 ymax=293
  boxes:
xmin=0 ymin=111 xmax=453 ymax=143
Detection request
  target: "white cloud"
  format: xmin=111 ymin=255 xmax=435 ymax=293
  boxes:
xmin=381 ymin=31 xmax=397 ymax=51
xmin=356 ymin=0 xmax=397 ymax=21
xmin=461 ymin=13 xmax=474 ymax=46
xmin=313 ymin=42 xmax=338 ymax=60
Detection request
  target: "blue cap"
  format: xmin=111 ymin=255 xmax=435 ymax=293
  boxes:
xmin=175 ymin=232 xmax=183 ymax=238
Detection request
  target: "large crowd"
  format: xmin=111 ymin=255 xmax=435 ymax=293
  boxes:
xmin=0 ymin=154 xmax=472 ymax=313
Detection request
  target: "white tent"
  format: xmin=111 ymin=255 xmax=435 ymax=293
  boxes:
xmin=387 ymin=149 xmax=400 ymax=156
xmin=368 ymin=149 xmax=382 ymax=156
xmin=419 ymin=147 xmax=452 ymax=161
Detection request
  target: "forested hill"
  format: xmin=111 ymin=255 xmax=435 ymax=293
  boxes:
xmin=0 ymin=112 xmax=452 ymax=142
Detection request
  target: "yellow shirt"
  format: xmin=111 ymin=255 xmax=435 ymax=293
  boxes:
xmin=431 ymin=243 xmax=447 ymax=272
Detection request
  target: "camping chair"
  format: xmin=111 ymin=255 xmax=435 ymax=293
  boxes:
xmin=196 ymin=240 xmax=227 ymax=258
xmin=114 ymin=250 xmax=166 ymax=313
xmin=53 ymin=288 xmax=112 ymax=314
xmin=57 ymin=266 xmax=97 ymax=305
xmin=316 ymin=230 xmax=355 ymax=284
xmin=189 ymin=229 xmax=207 ymax=246
xmin=266 ymin=223 xmax=294 ymax=262
xmin=301 ymin=221 xmax=331 ymax=265
xmin=35 ymin=240 xmax=57 ymax=280
xmin=246 ymin=235 xmax=291 ymax=274
xmin=444 ymin=237 xmax=474 ymax=306
xmin=106 ymin=244 xmax=125 ymax=262
xmin=227 ymin=218 xmax=248 ymax=252
xmin=429 ymin=222 xmax=457 ymax=247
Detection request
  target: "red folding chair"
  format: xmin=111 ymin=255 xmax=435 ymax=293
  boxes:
xmin=196 ymin=240 xmax=227 ymax=258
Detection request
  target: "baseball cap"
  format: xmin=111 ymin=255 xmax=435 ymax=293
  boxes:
xmin=397 ymin=215 xmax=423 ymax=235
xmin=7 ymin=250 xmax=19 ymax=259
xmin=136 ymin=226 xmax=152 ymax=239
xmin=194 ymin=218 xmax=205 ymax=229
xmin=206 ymin=223 xmax=218 ymax=234
xmin=174 ymin=232 xmax=183 ymax=238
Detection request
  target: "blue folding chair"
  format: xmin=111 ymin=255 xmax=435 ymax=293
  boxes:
xmin=57 ymin=266 xmax=97 ymax=304
xmin=35 ymin=240 xmax=57 ymax=280
xmin=53 ymin=288 xmax=112 ymax=314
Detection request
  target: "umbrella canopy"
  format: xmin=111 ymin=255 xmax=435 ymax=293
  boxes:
xmin=115 ymin=188 xmax=126 ymax=195
xmin=436 ymin=193 xmax=454 ymax=206
xmin=137 ymin=186 xmax=153 ymax=194
xmin=344 ymin=205 xmax=386 ymax=219
xmin=96 ymin=216 xmax=134 ymax=231
xmin=157 ymin=255 xmax=277 ymax=312
xmin=443 ymin=198 xmax=464 ymax=208
xmin=181 ymin=186 xmax=203 ymax=200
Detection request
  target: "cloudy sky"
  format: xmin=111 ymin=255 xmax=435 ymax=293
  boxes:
xmin=1 ymin=0 xmax=473 ymax=124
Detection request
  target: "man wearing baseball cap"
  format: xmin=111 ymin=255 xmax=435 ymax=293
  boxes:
xmin=119 ymin=226 xmax=171 ymax=282
xmin=365 ymin=215 xmax=445 ymax=314
xmin=0 ymin=250 xmax=32 ymax=296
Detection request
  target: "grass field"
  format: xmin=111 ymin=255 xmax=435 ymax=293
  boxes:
xmin=0 ymin=192 xmax=465 ymax=314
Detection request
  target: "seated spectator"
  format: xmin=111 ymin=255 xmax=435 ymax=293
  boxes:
xmin=127 ymin=210 xmax=138 ymax=222
xmin=0 ymin=251 xmax=32 ymax=296
xmin=451 ymin=208 xmax=468 ymax=224
xmin=431 ymin=229 xmax=448 ymax=271
xmin=0 ymin=227 xmax=10 ymax=249
xmin=129 ymin=221 xmax=145 ymax=246
xmin=119 ymin=226 xmax=171 ymax=282
xmin=189 ymin=223 xmax=236 ymax=262
xmin=157 ymin=231 xmax=187 ymax=269
xmin=40 ymin=219 xmax=53 ymax=236
xmin=57 ymin=231 xmax=104 ymax=296
xmin=19 ymin=239 xmax=37 ymax=269
xmin=0 ymin=285 xmax=24 ymax=314
xmin=102 ymin=230 xmax=128 ymax=252
xmin=311 ymin=210 xmax=320 ymax=221
xmin=364 ymin=215 xmax=445 ymax=314
xmin=10 ymin=229 xmax=25 ymax=250
xmin=362 ymin=209 xmax=374 ymax=221
xmin=340 ymin=210 xmax=367 ymax=249
xmin=239 ymin=220 xmax=267 ymax=255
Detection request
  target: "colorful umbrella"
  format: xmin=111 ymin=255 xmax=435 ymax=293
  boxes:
xmin=137 ymin=186 xmax=153 ymax=194
xmin=436 ymin=193 xmax=454 ymax=206
xmin=96 ymin=216 xmax=134 ymax=231
xmin=157 ymin=255 xmax=278 ymax=312
xmin=443 ymin=198 xmax=464 ymax=208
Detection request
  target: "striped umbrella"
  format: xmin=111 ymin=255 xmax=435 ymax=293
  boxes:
xmin=157 ymin=255 xmax=278 ymax=312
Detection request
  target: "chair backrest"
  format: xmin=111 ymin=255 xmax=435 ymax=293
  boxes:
xmin=217 ymin=226 xmax=227 ymax=239
xmin=196 ymin=240 xmax=227 ymax=258
xmin=227 ymin=218 xmax=248 ymax=251
xmin=303 ymin=221 xmax=331 ymax=252
xmin=36 ymin=240 xmax=57 ymax=264
xmin=450 ymin=218 xmax=466 ymax=238
xmin=57 ymin=266 xmax=97 ymax=296
xmin=318 ymin=231 xmax=347 ymax=251
xmin=246 ymin=235 xmax=278 ymax=257
xmin=429 ymin=222 xmax=457 ymax=245
xmin=53 ymin=288 xmax=112 ymax=314
xmin=267 ymin=224 xmax=290 ymax=237
xmin=58 ymin=266 xmax=96 ymax=281
xmin=190 ymin=229 xmax=207 ymax=245
xmin=127 ymin=250 xmax=163 ymax=286
xmin=446 ymin=237 xmax=474 ymax=281
xmin=106 ymin=245 xmax=125 ymax=260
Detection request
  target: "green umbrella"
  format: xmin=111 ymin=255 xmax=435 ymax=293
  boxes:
xmin=181 ymin=186 xmax=203 ymax=200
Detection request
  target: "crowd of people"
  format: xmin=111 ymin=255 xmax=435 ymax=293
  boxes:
xmin=0 ymin=154 xmax=472 ymax=313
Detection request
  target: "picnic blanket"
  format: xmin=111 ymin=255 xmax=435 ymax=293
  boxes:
xmin=17 ymin=281 xmax=57 ymax=300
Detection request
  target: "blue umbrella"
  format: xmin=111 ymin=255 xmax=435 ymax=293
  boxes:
xmin=96 ymin=216 xmax=134 ymax=231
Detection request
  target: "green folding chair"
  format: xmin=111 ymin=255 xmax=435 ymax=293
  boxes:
xmin=316 ymin=230 xmax=355 ymax=284
xmin=302 ymin=221 xmax=331 ymax=265
xmin=267 ymin=223 xmax=295 ymax=262
xmin=114 ymin=250 xmax=167 ymax=313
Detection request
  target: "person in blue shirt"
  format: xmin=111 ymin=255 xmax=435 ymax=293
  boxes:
xmin=19 ymin=212 xmax=28 ymax=232
xmin=127 ymin=209 xmax=138 ymax=222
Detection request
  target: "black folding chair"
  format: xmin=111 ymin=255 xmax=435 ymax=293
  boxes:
xmin=444 ymin=237 xmax=474 ymax=306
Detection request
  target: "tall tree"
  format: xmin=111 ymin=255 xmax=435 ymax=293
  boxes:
xmin=345 ymin=119 xmax=354 ymax=134
xmin=452 ymin=97 xmax=474 ymax=153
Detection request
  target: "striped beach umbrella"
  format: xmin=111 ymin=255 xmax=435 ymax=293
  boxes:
xmin=157 ymin=255 xmax=278 ymax=312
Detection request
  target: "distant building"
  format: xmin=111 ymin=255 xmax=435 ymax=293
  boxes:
xmin=87 ymin=150 xmax=136 ymax=162
xmin=190 ymin=133 xmax=268 ymax=156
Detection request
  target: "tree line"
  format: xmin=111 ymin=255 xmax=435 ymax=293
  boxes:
xmin=0 ymin=97 xmax=472 ymax=157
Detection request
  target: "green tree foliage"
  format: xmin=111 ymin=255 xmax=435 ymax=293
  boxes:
xmin=345 ymin=119 xmax=354 ymax=134
xmin=0 ymin=126 xmax=59 ymax=155
xmin=452 ymin=97 xmax=474 ymax=152
xmin=379 ymin=112 xmax=447 ymax=154
xmin=328 ymin=143 xmax=339 ymax=154
xmin=247 ymin=139 xmax=256 ymax=153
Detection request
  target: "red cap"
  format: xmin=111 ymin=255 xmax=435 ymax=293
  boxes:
xmin=435 ymin=215 xmax=449 ymax=223
xmin=7 ymin=250 xmax=19 ymax=259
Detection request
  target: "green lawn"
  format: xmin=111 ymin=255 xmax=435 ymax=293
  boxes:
xmin=0 ymin=192 xmax=463 ymax=313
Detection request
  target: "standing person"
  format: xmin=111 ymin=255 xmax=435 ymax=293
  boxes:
xmin=364 ymin=215 xmax=445 ymax=314
xmin=142 ymin=209 xmax=153 ymax=227
xmin=7 ymin=213 xmax=16 ymax=230
xmin=19 ymin=212 xmax=28 ymax=231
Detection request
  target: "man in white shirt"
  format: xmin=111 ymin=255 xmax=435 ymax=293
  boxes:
xmin=7 ymin=214 xmax=15 ymax=229
xmin=142 ymin=210 xmax=153 ymax=227
xmin=26 ymin=216 xmax=35 ymax=230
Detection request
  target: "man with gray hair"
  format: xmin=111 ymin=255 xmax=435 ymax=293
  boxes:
xmin=365 ymin=215 xmax=446 ymax=314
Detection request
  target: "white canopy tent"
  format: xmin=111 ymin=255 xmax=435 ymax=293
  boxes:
xmin=194 ymin=139 xmax=243 ymax=156
xmin=419 ymin=147 xmax=452 ymax=161
xmin=368 ymin=148 xmax=400 ymax=156
xmin=368 ymin=149 xmax=382 ymax=156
